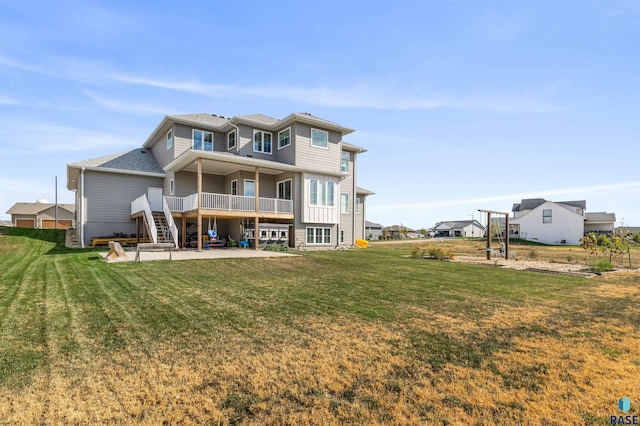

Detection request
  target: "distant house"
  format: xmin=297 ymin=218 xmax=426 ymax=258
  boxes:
xmin=0 ymin=220 xmax=12 ymax=227
xmin=434 ymin=220 xmax=484 ymax=238
xmin=382 ymin=225 xmax=415 ymax=239
xmin=5 ymin=201 xmax=75 ymax=229
xmin=510 ymin=198 xmax=615 ymax=245
xmin=365 ymin=221 xmax=383 ymax=240
xmin=584 ymin=212 xmax=616 ymax=235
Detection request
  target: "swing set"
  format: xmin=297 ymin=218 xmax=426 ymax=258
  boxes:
xmin=204 ymin=216 xmax=224 ymax=248
xmin=478 ymin=209 xmax=510 ymax=260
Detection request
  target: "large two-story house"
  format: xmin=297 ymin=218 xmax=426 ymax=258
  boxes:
xmin=66 ymin=113 xmax=372 ymax=250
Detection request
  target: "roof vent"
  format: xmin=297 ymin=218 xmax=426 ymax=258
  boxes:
xmin=140 ymin=149 xmax=146 ymax=154
xmin=212 ymin=114 xmax=218 ymax=117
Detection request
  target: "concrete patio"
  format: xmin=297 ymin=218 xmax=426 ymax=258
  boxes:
xmin=104 ymin=247 xmax=300 ymax=263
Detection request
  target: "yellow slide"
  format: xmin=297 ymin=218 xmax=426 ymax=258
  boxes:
xmin=355 ymin=239 xmax=368 ymax=249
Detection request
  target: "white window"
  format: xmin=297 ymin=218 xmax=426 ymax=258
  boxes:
xmin=355 ymin=197 xmax=361 ymax=214
xmin=253 ymin=130 xmax=272 ymax=154
xmin=309 ymin=179 xmax=334 ymax=206
xmin=341 ymin=193 xmax=349 ymax=214
xmin=341 ymin=151 xmax=349 ymax=172
xmin=193 ymin=130 xmax=213 ymax=151
xmin=311 ymin=128 xmax=328 ymax=149
xmin=167 ymin=129 xmax=173 ymax=149
xmin=278 ymin=128 xmax=291 ymax=149
xmin=169 ymin=178 xmax=175 ymax=195
xmin=277 ymin=179 xmax=292 ymax=200
xmin=227 ymin=130 xmax=236 ymax=150
xmin=231 ymin=179 xmax=238 ymax=196
xmin=543 ymin=209 xmax=552 ymax=223
xmin=306 ymin=227 xmax=331 ymax=244
xmin=244 ymin=179 xmax=255 ymax=197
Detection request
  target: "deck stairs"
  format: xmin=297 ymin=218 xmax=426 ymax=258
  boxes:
xmin=152 ymin=212 xmax=173 ymax=245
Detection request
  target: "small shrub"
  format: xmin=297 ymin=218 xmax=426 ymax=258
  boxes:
xmin=633 ymin=232 xmax=640 ymax=244
xmin=589 ymin=260 xmax=615 ymax=273
xmin=264 ymin=244 xmax=290 ymax=252
xmin=427 ymin=247 xmax=455 ymax=260
xmin=410 ymin=246 xmax=426 ymax=258
xmin=528 ymin=249 xmax=538 ymax=260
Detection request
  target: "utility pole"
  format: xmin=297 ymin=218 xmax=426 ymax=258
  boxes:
xmin=55 ymin=176 xmax=58 ymax=229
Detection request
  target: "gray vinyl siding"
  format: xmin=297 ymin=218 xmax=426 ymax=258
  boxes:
xmin=355 ymin=195 xmax=365 ymax=240
xmin=174 ymin=124 xmax=194 ymax=158
xmin=236 ymin=124 xmax=276 ymax=161
xmin=164 ymin=171 xmax=175 ymax=196
xmin=276 ymin=127 xmax=295 ymax=165
xmin=82 ymin=170 xmax=163 ymax=246
xmin=174 ymin=171 xmax=225 ymax=196
xmin=293 ymin=123 xmax=342 ymax=172
xmin=150 ymin=124 xmax=175 ymax=169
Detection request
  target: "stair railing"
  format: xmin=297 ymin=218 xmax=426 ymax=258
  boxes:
xmin=131 ymin=194 xmax=158 ymax=243
xmin=162 ymin=196 xmax=179 ymax=248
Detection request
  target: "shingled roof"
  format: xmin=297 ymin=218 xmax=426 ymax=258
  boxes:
xmin=69 ymin=148 xmax=165 ymax=175
xmin=6 ymin=202 xmax=74 ymax=215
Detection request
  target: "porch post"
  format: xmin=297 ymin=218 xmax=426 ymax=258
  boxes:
xmin=197 ymin=158 xmax=203 ymax=251
xmin=255 ymin=166 xmax=260 ymax=250
xmin=181 ymin=217 xmax=187 ymax=249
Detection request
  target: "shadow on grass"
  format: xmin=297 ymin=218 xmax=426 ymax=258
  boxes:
xmin=0 ymin=226 xmax=96 ymax=255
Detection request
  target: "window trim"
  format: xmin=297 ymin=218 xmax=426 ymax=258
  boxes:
xmin=277 ymin=178 xmax=292 ymax=200
xmin=341 ymin=192 xmax=349 ymax=214
xmin=311 ymin=128 xmax=329 ymax=149
xmin=231 ymin=179 xmax=238 ymax=196
xmin=306 ymin=226 xmax=332 ymax=245
xmin=543 ymin=209 xmax=552 ymax=224
xmin=227 ymin=130 xmax=236 ymax=151
xmin=341 ymin=151 xmax=349 ymax=173
xmin=244 ymin=179 xmax=256 ymax=197
xmin=167 ymin=129 xmax=173 ymax=150
xmin=169 ymin=178 xmax=175 ymax=195
xmin=192 ymin=129 xmax=214 ymax=152
xmin=309 ymin=179 xmax=335 ymax=207
xmin=278 ymin=127 xmax=291 ymax=149
xmin=253 ymin=129 xmax=273 ymax=154
xmin=355 ymin=197 xmax=361 ymax=214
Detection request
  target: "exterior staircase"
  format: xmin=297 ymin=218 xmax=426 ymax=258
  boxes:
xmin=152 ymin=212 xmax=174 ymax=244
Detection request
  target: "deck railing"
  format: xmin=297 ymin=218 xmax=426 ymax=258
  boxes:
xmin=165 ymin=192 xmax=293 ymax=214
xmin=131 ymin=194 xmax=158 ymax=243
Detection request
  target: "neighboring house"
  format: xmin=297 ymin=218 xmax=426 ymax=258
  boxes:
xmin=382 ymin=225 xmax=415 ymax=239
xmin=616 ymin=226 xmax=640 ymax=236
xmin=365 ymin=221 xmax=383 ymax=240
xmin=0 ymin=220 xmax=12 ymax=227
xmin=67 ymin=112 xmax=371 ymax=249
xmin=584 ymin=212 xmax=616 ymax=234
xmin=510 ymin=198 xmax=615 ymax=245
xmin=434 ymin=220 xmax=484 ymax=238
xmin=5 ymin=201 xmax=75 ymax=229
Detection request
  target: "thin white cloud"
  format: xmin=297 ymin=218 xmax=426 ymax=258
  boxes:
xmin=0 ymin=54 xmax=562 ymax=113
xmin=1 ymin=119 xmax=139 ymax=154
xmin=109 ymin=73 xmax=561 ymax=113
xmin=83 ymin=91 xmax=170 ymax=116
xmin=368 ymin=181 xmax=640 ymax=211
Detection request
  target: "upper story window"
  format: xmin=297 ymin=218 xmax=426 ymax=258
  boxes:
xmin=227 ymin=130 xmax=236 ymax=150
xmin=341 ymin=193 xmax=349 ymax=214
xmin=311 ymin=128 xmax=328 ymax=149
xmin=167 ymin=129 xmax=173 ymax=149
xmin=253 ymin=130 xmax=272 ymax=154
xmin=169 ymin=178 xmax=175 ymax=195
xmin=278 ymin=128 xmax=291 ymax=149
xmin=193 ymin=130 xmax=213 ymax=151
xmin=543 ymin=209 xmax=552 ymax=223
xmin=309 ymin=179 xmax=334 ymax=206
xmin=341 ymin=151 xmax=349 ymax=173
xmin=231 ymin=179 xmax=238 ymax=196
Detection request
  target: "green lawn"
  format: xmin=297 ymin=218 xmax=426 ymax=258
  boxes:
xmin=0 ymin=227 xmax=638 ymax=424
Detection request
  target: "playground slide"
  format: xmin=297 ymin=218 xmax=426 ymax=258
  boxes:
xmin=355 ymin=239 xmax=368 ymax=249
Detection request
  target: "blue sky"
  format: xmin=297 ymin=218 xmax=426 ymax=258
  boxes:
xmin=1 ymin=0 xmax=639 ymax=229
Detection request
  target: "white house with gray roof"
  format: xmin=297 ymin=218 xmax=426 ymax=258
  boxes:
xmin=434 ymin=220 xmax=484 ymax=238
xmin=509 ymin=198 xmax=616 ymax=245
xmin=67 ymin=112 xmax=372 ymax=249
